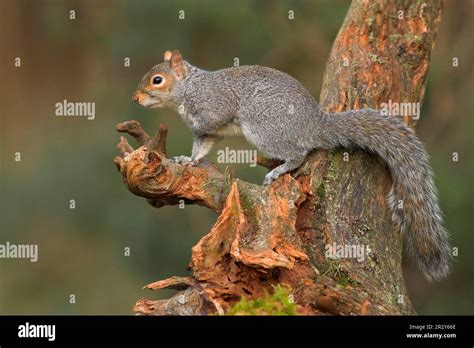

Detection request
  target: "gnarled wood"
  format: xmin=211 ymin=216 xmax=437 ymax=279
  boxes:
xmin=115 ymin=0 xmax=442 ymax=315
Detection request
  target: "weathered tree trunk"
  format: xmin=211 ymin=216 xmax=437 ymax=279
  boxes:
xmin=115 ymin=0 xmax=442 ymax=315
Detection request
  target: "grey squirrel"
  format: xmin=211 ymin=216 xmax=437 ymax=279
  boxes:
xmin=133 ymin=50 xmax=452 ymax=282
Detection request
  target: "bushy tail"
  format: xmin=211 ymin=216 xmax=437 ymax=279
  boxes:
xmin=325 ymin=109 xmax=452 ymax=281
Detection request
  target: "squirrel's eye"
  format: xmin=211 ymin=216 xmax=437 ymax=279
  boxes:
xmin=152 ymin=75 xmax=163 ymax=85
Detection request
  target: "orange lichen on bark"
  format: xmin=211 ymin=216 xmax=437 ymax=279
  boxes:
xmin=189 ymin=180 xmax=311 ymax=312
xmin=192 ymin=178 xmax=308 ymax=277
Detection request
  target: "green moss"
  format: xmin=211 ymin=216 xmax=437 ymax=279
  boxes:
xmin=389 ymin=33 xmax=402 ymax=42
xmin=323 ymin=259 xmax=344 ymax=277
xmin=323 ymin=260 xmax=358 ymax=288
xmin=317 ymin=182 xmax=325 ymax=199
xmin=368 ymin=53 xmax=385 ymax=65
xmin=336 ymin=274 xmax=358 ymax=288
xmin=227 ymin=284 xmax=298 ymax=315
xmin=326 ymin=154 xmax=340 ymax=180
xmin=238 ymin=190 xmax=255 ymax=211
xmin=323 ymin=154 xmax=342 ymax=198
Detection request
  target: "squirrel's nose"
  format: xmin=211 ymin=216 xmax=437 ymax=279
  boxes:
xmin=132 ymin=93 xmax=140 ymax=103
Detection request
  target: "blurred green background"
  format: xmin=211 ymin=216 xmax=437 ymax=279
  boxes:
xmin=0 ymin=0 xmax=472 ymax=314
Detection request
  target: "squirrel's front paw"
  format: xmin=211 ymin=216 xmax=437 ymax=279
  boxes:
xmin=170 ymin=155 xmax=193 ymax=165
xmin=170 ymin=156 xmax=201 ymax=166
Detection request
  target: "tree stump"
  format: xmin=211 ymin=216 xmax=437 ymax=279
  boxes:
xmin=114 ymin=0 xmax=442 ymax=315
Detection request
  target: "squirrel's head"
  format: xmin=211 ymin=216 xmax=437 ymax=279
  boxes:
xmin=133 ymin=50 xmax=187 ymax=108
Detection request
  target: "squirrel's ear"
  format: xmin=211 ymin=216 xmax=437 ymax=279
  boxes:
xmin=163 ymin=50 xmax=172 ymax=62
xmin=170 ymin=50 xmax=186 ymax=79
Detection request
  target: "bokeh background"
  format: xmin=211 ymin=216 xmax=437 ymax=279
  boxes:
xmin=0 ymin=0 xmax=472 ymax=314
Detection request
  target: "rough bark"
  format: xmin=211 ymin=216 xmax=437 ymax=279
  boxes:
xmin=115 ymin=0 xmax=442 ymax=315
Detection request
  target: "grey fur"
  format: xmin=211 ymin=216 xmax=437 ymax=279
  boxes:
xmin=135 ymin=55 xmax=452 ymax=281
